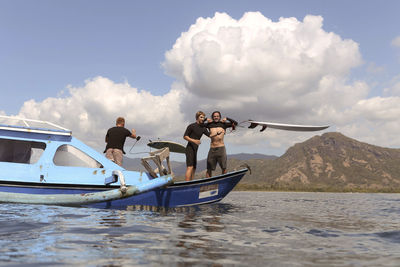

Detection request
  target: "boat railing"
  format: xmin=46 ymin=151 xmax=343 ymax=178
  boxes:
xmin=0 ymin=115 xmax=71 ymax=136
xmin=111 ymin=170 xmax=127 ymax=193
xmin=141 ymin=147 xmax=172 ymax=178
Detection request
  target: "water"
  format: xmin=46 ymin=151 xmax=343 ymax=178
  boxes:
xmin=0 ymin=192 xmax=399 ymax=266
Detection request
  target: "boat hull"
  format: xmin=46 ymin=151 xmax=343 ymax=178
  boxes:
xmin=91 ymin=168 xmax=248 ymax=209
xmin=0 ymin=169 xmax=248 ymax=209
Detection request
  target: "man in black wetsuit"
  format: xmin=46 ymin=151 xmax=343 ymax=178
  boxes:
xmin=105 ymin=117 xmax=138 ymax=166
xmin=206 ymin=111 xmax=238 ymax=178
xmin=183 ymin=111 xmax=210 ymax=181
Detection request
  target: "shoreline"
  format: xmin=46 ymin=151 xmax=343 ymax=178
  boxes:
xmin=233 ymin=185 xmax=400 ymax=193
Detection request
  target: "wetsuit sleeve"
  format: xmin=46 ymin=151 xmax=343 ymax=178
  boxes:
xmin=224 ymin=117 xmax=238 ymax=129
xmin=226 ymin=117 xmax=238 ymax=125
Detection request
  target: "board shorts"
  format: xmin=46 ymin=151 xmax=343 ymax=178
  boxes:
xmin=207 ymin=146 xmax=227 ymax=171
xmin=106 ymin=148 xmax=123 ymax=166
xmin=185 ymin=145 xmax=198 ymax=168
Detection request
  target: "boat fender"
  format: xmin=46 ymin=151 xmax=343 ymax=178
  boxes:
xmin=112 ymin=170 xmax=127 ymax=193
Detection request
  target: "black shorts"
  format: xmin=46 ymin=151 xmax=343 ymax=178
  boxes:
xmin=185 ymin=145 xmax=198 ymax=168
xmin=207 ymin=146 xmax=227 ymax=171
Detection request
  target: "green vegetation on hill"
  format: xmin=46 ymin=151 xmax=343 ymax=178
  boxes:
xmin=228 ymin=132 xmax=400 ymax=192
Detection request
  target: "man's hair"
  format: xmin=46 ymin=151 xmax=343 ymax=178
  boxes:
xmin=211 ymin=111 xmax=221 ymax=118
xmin=195 ymin=111 xmax=205 ymax=120
xmin=116 ymin=117 xmax=125 ymax=125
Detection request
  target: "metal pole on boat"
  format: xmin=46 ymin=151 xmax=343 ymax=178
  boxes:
xmin=128 ymin=136 xmax=141 ymax=153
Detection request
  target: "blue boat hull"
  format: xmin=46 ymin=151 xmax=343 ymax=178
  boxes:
xmin=0 ymin=169 xmax=248 ymax=209
xmin=91 ymin=168 xmax=248 ymax=209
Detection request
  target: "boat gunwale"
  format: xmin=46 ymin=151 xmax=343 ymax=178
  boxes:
xmin=0 ymin=180 xmax=121 ymax=190
xmin=168 ymin=168 xmax=248 ymax=187
xmin=0 ymin=168 xmax=248 ymax=191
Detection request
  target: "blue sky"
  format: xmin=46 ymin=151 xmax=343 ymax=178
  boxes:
xmin=1 ymin=0 xmax=400 ymax=159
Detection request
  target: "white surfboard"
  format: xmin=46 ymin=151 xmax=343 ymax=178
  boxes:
xmin=243 ymin=120 xmax=329 ymax=132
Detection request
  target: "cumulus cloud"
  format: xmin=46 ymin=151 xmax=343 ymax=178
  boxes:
xmin=391 ymin=36 xmax=400 ymax=47
xmin=366 ymin=62 xmax=385 ymax=74
xmin=11 ymin=11 xmax=400 ymax=156
xmin=383 ymin=75 xmax=400 ymax=97
xmin=17 ymin=77 xmax=186 ymax=150
xmin=162 ymin=12 xmax=375 ymax=149
xmin=163 ymin=12 xmax=364 ymax=123
xmin=337 ymin=96 xmax=400 ymax=147
xmin=162 ymin=11 xmax=400 ymax=151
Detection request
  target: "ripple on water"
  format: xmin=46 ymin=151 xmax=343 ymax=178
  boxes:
xmin=306 ymin=229 xmax=341 ymax=238
xmin=0 ymin=192 xmax=399 ymax=266
xmin=375 ymin=230 xmax=400 ymax=244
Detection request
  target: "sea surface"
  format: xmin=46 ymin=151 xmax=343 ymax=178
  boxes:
xmin=0 ymin=192 xmax=399 ymax=266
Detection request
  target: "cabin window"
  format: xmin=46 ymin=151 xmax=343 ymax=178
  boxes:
xmin=53 ymin=145 xmax=103 ymax=168
xmin=0 ymin=138 xmax=46 ymax=164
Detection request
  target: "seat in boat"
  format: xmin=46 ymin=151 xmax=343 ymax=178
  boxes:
xmin=141 ymin=147 xmax=172 ymax=178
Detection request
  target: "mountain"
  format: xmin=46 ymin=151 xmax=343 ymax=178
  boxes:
xmin=227 ymin=153 xmax=277 ymax=161
xmin=124 ymin=132 xmax=400 ymax=192
xmin=232 ymin=132 xmax=400 ymax=192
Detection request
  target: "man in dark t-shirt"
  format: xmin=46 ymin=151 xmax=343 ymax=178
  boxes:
xmin=183 ymin=111 xmax=210 ymax=181
xmin=105 ymin=117 xmax=137 ymax=166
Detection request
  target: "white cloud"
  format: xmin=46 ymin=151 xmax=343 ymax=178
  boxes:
xmin=163 ymin=12 xmax=364 ymax=124
xmin=366 ymin=62 xmax=385 ymax=74
xmin=337 ymin=96 xmax=400 ymax=148
xmin=162 ymin=12 xmax=376 ymax=152
xmin=162 ymin=11 xmax=400 ymax=152
xmin=390 ymin=82 xmax=400 ymax=96
xmin=383 ymin=75 xmax=400 ymax=97
xmin=354 ymin=96 xmax=400 ymax=122
xmin=391 ymin=36 xmax=400 ymax=47
xmin=17 ymin=77 xmax=186 ymax=151
xmin=11 ymin=12 xmax=400 ymax=157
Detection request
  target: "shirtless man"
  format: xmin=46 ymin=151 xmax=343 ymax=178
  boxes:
xmin=206 ymin=111 xmax=238 ymax=177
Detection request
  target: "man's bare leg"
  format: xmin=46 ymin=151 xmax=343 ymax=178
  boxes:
xmin=191 ymin=167 xmax=196 ymax=180
xmin=185 ymin=166 xmax=194 ymax=181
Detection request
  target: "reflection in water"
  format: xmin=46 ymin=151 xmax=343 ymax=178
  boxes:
xmin=0 ymin=192 xmax=400 ymax=266
xmin=174 ymin=204 xmax=236 ymax=266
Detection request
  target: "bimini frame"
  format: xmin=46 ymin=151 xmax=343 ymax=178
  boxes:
xmin=0 ymin=115 xmax=71 ymax=136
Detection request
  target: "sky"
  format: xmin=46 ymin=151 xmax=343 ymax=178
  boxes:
xmin=1 ymin=0 xmax=400 ymax=161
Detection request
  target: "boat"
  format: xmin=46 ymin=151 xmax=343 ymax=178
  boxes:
xmin=0 ymin=116 xmax=248 ymax=209
xmin=92 ymin=168 xmax=248 ymax=210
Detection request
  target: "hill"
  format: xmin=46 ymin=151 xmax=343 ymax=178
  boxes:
xmin=124 ymin=132 xmax=400 ymax=192
xmin=233 ymin=132 xmax=400 ymax=192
